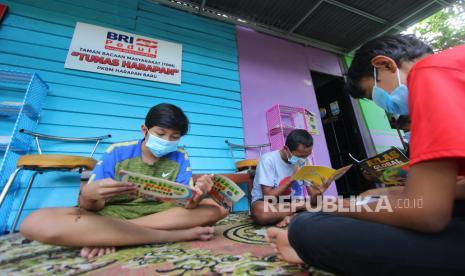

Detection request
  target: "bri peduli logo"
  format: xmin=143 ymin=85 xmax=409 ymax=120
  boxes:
xmin=105 ymin=32 xmax=158 ymax=58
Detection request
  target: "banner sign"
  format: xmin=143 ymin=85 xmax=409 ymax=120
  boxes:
xmin=65 ymin=22 xmax=182 ymax=85
xmin=0 ymin=4 xmax=7 ymax=22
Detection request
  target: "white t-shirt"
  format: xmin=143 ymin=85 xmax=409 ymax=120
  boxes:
xmin=251 ymin=150 xmax=310 ymax=204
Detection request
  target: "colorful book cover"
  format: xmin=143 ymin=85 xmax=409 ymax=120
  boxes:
xmin=210 ymin=175 xmax=246 ymax=208
xmin=119 ymin=170 xmax=193 ymax=206
xmin=291 ymin=164 xmax=353 ymax=186
xmin=349 ymin=147 xmax=409 ymax=185
xmin=119 ymin=170 xmax=245 ymax=208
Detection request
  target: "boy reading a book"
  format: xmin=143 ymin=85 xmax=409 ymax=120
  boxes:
xmin=20 ymin=103 xmax=228 ymax=259
xmin=267 ymin=35 xmax=465 ymax=274
xmin=251 ymin=129 xmax=334 ymax=226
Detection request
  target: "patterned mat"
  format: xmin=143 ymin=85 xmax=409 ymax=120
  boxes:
xmin=0 ymin=213 xmax=333 ymax=275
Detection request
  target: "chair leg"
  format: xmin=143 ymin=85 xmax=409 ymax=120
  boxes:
xmin=10 ymin=171 xmax=39 ymax=234
xmin=0 ymin=168 xmax=23 ymax=209
xmin=247 ymin=171 xmax=254 ymax=215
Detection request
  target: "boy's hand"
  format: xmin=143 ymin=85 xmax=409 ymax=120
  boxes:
xmin=289 ymin=160 xmax=304 ymax=180
xmin=192 ymin=174 xmax=214 ymax=202
xmin=81 ymin=178 xmax=137 ymax=201
xmin=306 ymin=173 xmax=335 ymax=205
xmin=308 ymin=173 xmax=335 ymax=195
xmin=360 ymin=186 xmax=404 ymax=197
xmin=361 ymin=169 xmax=378 ymax=181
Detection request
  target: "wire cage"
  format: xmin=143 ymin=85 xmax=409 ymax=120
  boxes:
xmin=0 ymin=70 xmax=48 ymax=233
xmin=266 ymin=104 xmax=308 ymax=151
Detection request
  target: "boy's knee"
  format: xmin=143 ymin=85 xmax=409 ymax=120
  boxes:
xmin=20 ymin=211 xmax=40 ymax=239
xmin=201 ymin=199 xmax=229 ymax=221
xmin=290 ymin=212 xmax=322 ymax=229
xmin=218 ymin=206 xmax=229 ymax=219
xmin=288 ymin=212 xmax=330 ymax=246
xmin=20 ymin=209 xmax=60 ymax=243
xmin=252 ymin=215 xmax=269 ymax=226
xmin=251 ymin=209 xmax=274 ymax=225
xmin=251 ymin=202 xmax=273 ymax=225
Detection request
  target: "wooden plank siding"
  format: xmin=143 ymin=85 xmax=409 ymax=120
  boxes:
xmin=0 ymin=0 xmax=245 ymax=229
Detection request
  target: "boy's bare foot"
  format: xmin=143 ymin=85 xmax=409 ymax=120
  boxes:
xmin=79 ymin=226 xmax=214 ymax=259
xmin=266 ymin=227 xmax=304 ymax=264
xmin=275 ymin=214 xmax=296 ymax=228
xmin=80 ymin=246 xmax=115 ymax=259
xmin=194 ymin=226 xmax=215 ymax=241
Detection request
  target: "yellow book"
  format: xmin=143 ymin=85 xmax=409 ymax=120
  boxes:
xmin=291 ymin=164 xmax=353 ymax=186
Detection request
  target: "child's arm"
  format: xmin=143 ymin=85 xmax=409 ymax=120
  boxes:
xmin=305 ymin=173 xmax=336 ymax=204
xmin=262 ymin=178 xmax=292 ymax=197
xmin=185 ymin=174 xmax=214 ymax=209
xmin=79 ymin=178 xmax=137 ymax=211
xmin=78 ymin=193 xmax=105 ymax=211
xmin=340 ymin=159 xmax=458 ymax=232
xmin=262 ymin=161 xmax=303 ymax=197
xmin=359 ymin=186 xmax=405 ymax=197
xmin=359 ymin=176 xmax=465 ymax=198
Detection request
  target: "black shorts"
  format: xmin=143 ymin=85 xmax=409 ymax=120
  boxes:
xmin=287 ymin=200 xmax=465 ymax=275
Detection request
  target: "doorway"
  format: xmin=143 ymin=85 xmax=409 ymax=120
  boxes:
xmin=311 ymin=71 xmax=373 ymax=196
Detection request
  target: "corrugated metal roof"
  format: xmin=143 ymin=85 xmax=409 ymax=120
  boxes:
xmin=336 ymin=0 xmax=428 ymax=22
xmin=200 ymin=0 xmax=321 ymax=31
xmin=150 ymin=0 xmax=457 ymax=53
xmin=294 ymin=2 xmax=385 ymax=50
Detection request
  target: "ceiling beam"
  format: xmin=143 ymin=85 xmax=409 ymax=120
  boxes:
xmin=286 ymin=0 xmax=324 ymax=35
xmin=349 ymin=0 xmax=439 ymax=52
xmin=435 ymin=0 xmax=451 ymax=8
xmin=199 ymin=0 xmax=206 ymax=14
xmin=323 ymin=0 xmax=388 ymax=25
xmin=320 ymin=0 xmax=402 ymax=32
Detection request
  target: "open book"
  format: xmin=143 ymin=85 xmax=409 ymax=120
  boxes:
xmin=119 ymin=170 xmax=245 ymax=208
xmin=349 ymin=147 xmax=409 ymax=185
xmin=291 ymin=164 xmax=353 ymax=186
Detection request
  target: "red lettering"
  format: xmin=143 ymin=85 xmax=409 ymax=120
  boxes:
xmin=76 ymin=53 xmax=87 ymax=61
xmin=136 ymin=38 xmax=158 ymax=48
xmin=138 ymin=63 xmax=146 ymax=70
xmin=85 ymin=55 xmax=103 ymax=63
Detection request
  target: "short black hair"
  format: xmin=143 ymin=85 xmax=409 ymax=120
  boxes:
xmin=285 ymin=129 xmax=313 ymax=151
xmin=145 ymin=103 xmax=189 ymax=136
xmin=345 ymin=34 xmax=433 ymax=99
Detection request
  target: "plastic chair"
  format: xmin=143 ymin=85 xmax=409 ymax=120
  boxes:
xmin=224 ymin=140 xmax=270 ymax=213
xmin=0 ymin=129 xmax=111 ymax=233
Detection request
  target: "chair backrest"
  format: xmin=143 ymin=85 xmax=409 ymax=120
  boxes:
xmin=20 ymin=129 xmax=111 ymax=158
xmin=225 ymin=140 xmax=270 ymax=164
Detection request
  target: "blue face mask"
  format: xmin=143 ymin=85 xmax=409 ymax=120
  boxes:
xmin=287 ymin=150 xmax=306 ymax=166
xmin=145 ymin=129 xmax=179 ymax=157
xmin=288 ymin=155 xmax=306 ymax=166
xmin=372 ymin=68 xmax=409 ymax=115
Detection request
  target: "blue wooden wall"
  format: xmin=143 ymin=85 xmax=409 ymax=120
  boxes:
xmin=0 ymin=0 xmax=245 ymax=229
